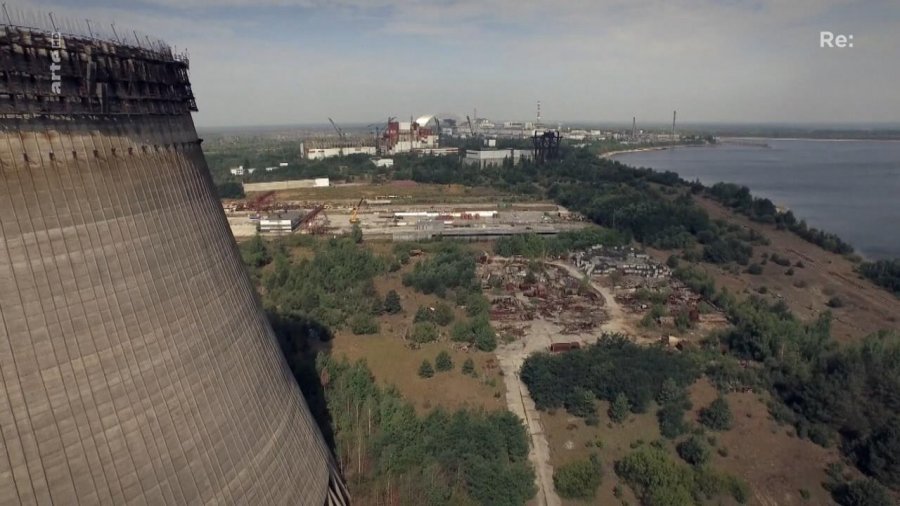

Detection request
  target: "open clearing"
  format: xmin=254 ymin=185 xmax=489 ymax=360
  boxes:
xmin=328 ymin=248 xmax=506 ymax=414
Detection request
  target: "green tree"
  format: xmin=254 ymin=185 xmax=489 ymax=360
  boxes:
xmin=384 ymin=290 xmax=403 ymax=314
xmin=565 ymin=388 xmax=596 ymax=419
xmin=435 ymin=351 xmax=453 ymax=372
xmin=700 ymin=397 xmax=733 ymax=431
xmin=418 ymin=360 xmax=434 ymax=378
xmin=350 ymin=223 xmax=363 ymax=243
xmin=677 ymin=436 xmax=711 ymax=466
xmin=553 ymin=454 xmax=603 ymax=499
xmin=609 ymin=392 xmax=630 ymax=424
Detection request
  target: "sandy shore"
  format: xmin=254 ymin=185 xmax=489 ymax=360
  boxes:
xmin=599 ymin=144 xmax=713 ymax=158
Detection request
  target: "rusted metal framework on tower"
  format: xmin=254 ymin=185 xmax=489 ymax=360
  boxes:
xmin=532 ymin=129 xmax=561 ymax=164
xmin=0 ymin=24 xmax=195 ymax=116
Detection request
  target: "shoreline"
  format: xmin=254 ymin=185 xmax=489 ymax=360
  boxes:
xmin=601 ymin=145 xmax=697 ymax=159
xmin=720 ymin=136 xmax=900 ymax=143
xmin=597 ymin=145 xmax=898 ymax=262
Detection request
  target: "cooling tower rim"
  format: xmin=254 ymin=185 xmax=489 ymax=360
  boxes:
xmin=0 ymin=8 xmax=187 ymax=63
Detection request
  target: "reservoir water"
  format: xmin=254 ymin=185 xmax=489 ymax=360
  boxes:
xmin=612 ymin=139 xmax=900 ymax=260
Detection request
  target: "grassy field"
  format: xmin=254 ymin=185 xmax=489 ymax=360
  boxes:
xmin=326 ymin=245 xmax=507 ymax=414
xmin=541 ymin=376 xmax=842 ymax=506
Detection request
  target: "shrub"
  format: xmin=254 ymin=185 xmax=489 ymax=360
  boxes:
xmin=699 ymin=397 xmax=733 ymax=431
xmin=474 ymin=327 xmax=497 ymax=352
xmin=418 ymin=360 xmax=434 ymax=378
xmin=462 ymin=358 xmax=475 ymax=375
xmin=677 ymin=436 xmax=711 ymax=466
xmin=435 ymin=351 xmax=453 ymax=372
xmin=609 ymin=393 xmax=630 ymax=424
xmin=434 ymin=302 xmax=455 ymax=326
xmin=667 ymin=255 xmax=680 ymax=268
xmin=410 ymin=322 xmax=439 ymax=343
xmin=826 ymin=296 xmax=845 ymax=308
xmin=658 ymin=403 xmax=689 ymax=439
xmin=832 ymin=479 xmax=893 ymax=506
xmin=384 ymin=290 xmax=402 ymax=314
xmin=657 ymin=378 xmax=684 ymax=405
xmin=747 ymin=263 xmax=763 ymax=275
xmin=553 ymin=454 xmax=603 ymax=499
xmin=350 ymin=313 xmax=379 ymax=335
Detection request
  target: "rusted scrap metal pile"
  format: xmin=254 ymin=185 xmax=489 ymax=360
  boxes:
xmin=479 ymin=258 xmax=608 ymax=332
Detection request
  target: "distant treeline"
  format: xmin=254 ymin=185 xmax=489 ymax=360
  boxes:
xmin=858 ymin=259 xmax=900 ymax=297
xmin=494 ymin=228 xmax=629 ymax=258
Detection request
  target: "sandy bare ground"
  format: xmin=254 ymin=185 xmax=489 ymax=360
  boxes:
xmin=494 ymin=260 xmax=628 ymax=506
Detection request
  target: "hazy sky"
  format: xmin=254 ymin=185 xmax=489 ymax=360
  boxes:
xmin=15 ymin=0 xmax=900 ymax=127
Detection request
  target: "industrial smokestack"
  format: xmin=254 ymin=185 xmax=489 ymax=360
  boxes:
xmin=632 ymin=116 xmax=637 ymax=139
xmin=673 ymin=110 xmax=677 ymax=138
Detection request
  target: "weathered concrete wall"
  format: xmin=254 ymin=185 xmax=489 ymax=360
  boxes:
xmin=0 ymin=113 xmax=340 ymax=504
xmin=242 ymin=178 xmax=329 ymax=192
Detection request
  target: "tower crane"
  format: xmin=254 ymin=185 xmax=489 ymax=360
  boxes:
xmin=466 ymin=115 xmax=475 ymax=137
xmin=328 ymin=117 xmax=346 ymax=139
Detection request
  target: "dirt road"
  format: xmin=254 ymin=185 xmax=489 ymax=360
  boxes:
xmin=493 ymin=260 xmax=629 ymax=506
xmin=497 ymin=319 xmax=562 ymax=506
xmin=547 ymin=260 xmax=631 ymax=335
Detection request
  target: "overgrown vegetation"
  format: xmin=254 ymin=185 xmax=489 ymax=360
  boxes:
xmin=257 ymin=236 xmax=385 ymax=330
xmin=494 ymin=227 xmax=628 ymax=258
xmin=521 ymin=335 xmax=700 ymax=417
xmin=553 ymin=454 xmax=603 ymax=500
xmin=322 ymin=357 xmax=536 ymax=505
xmin=707 ymin=182 xmax=855 ymax=255
xmin=615 ymin=445 xmax=748 ymax=505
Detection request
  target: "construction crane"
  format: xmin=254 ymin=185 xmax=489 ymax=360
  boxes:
xmin=328 ymin=117 xmax=346 ymax=139
xmin=349 ymin=197 xmax=365 ymax=225
xmin=365 ymin=123 xmax=382 ymax=154
xmin=465 ymin=115 xmax=476 ymax=137
xmin=247 ymin=190 xmax=276 ymax=211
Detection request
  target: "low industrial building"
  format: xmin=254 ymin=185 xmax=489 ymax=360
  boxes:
xmin=259 ymin=213 xmax=303 ymax=234
xmin=306 ymin=146 xmax=377 ymax=159
xmin=464 ymin=149 xmax=534 ymax=168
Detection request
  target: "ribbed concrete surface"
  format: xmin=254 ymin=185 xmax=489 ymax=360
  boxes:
xmin=0 ymin=115 xmax=333 ymax=505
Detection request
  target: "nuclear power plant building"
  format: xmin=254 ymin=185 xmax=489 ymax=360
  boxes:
xmin=0 ymin=22 xmax=347 ymax=505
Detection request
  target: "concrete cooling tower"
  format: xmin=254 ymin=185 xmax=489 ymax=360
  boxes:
xmin=0 ymin=20 xmax=348 ymax=505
